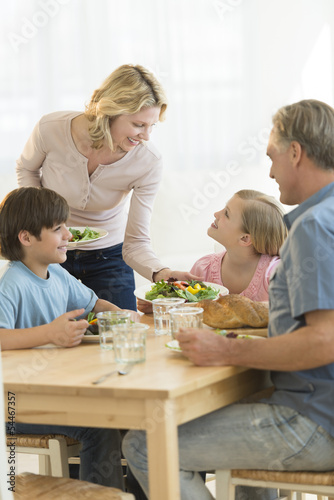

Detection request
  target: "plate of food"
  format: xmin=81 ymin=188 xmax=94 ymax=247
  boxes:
xmin=134 ymin=280 xmax=229 ymax=303
xmin=81 ymin=313 xmax=100 ymax=342
xmin=165 ymin=340 xmax=182 ymax=352
xmin=218 ymin=331 xmax=264 ymax=340
xmin=68 ymin=227 xmax=108 ymax=247
xmin=82 ymin=333 xmax=100 ymax=343
xmin=165 ymin=332 xmax=263 ymax=352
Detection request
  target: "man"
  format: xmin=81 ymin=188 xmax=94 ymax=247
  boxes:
xmin=123 ymin=100 xmax=334 ymax=500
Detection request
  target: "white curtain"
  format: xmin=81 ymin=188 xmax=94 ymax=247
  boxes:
xmin=1 ymin=0 xmax=333 ymax=190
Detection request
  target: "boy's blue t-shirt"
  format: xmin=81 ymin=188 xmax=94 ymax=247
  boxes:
xmin=0 ymin=261 xmax=97 ymax=329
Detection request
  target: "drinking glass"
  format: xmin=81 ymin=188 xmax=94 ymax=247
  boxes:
xmin=112 ymin=323 xmax=149 ymax=363
xmin=169 ymin=307 xmax=204 ymax=339
xmin=152 ymin=297 xmax=186 ymax=335
xmin=96 ymin=311 xmax=131 ymax=350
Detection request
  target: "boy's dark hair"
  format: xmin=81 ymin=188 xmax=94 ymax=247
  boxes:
xmin=0 ymin=187 xmax=69 ymax=261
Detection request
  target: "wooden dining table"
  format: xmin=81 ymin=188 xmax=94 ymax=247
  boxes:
xmin=2 ymin=314 xmax=269 ymax=500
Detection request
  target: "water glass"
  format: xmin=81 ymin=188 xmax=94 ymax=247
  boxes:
xmin=112 ymin=323 xmax=149 ymax=363
xmin=169 ymin=307 xmax=204 ymax=339
xmin=96 ymin=311 xmax=131 ymax=350
xmin=152 ymin=297 xmax=186 ymax=335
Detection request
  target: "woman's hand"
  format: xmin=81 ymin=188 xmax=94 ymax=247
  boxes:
xmin=153 ymin=268 xmax=203 ymax=283
xmin=141 ymin=270 xmax=205 ymax=313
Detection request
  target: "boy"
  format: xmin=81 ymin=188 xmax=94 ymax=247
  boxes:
xmin=0 ymin=186 xmax=138 ymax=350
xmin=0 ymin=186 xmax=139 ymax=488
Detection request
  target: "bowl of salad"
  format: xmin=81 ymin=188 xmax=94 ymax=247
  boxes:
xmin=68 ymin=227 xmax=108 ymax=247
xmin=134 ymin=280 xmax=228 ymax=303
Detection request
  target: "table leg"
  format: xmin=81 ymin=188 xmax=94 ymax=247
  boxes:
xmin=146 ymin=399 xmax=180 ymax=500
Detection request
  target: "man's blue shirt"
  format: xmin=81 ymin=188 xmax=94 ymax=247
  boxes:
xmin=267 ymin=182 xmax=334 ymax=437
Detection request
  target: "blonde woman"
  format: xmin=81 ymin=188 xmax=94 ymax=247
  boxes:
xmin=16 ymin=64 xmax=199 ymax=310
xmin=191 ymin=189 xmax=288 ymax=301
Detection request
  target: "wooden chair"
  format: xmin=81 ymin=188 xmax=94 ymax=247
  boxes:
xmin=6 ymin=434 xmax=81 ymax=477
xmin=215 ymin=469 xmax=334 ymax=500
xmin=13 ymin=472 xmax=134 ymax=499
xmin=0 ymin=352 xmax=133 ymax=500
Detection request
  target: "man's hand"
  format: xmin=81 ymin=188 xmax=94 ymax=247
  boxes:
xmin=48 ymin=309 xmax=88 ymax=347
xmin=176 ymin=328 xmax=228 ymax=366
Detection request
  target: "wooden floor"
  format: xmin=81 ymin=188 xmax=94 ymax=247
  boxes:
xmin=8 ymin=453 xmax=319 ymax=499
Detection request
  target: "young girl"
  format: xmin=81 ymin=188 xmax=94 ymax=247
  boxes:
xmin=137 ymin=189 xmax=287 ymax=313
xmin=190 ymin=189 xmax=287 ymax=301
xmin=134 ymin=191 xmax=286 ymax=498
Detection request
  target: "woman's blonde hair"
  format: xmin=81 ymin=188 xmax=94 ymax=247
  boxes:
xmin=236 ymin=190 xmax=287 ymax=256
xmin=85 ymin=64 xmax=168 ymax=150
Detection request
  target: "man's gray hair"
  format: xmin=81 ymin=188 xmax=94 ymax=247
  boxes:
xmin=272 ymin=99 xmax=334 ymax=170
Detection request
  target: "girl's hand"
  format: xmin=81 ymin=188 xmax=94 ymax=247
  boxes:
xmin=137 ymin=299 xmax=153 ymax=314
xmin=92 ymin=299 xmax=142 ymax=323
xmin=48 ymin=309 xmax=88 ymax=347
xmin=122 ymin=309 xmax=142 ymax=322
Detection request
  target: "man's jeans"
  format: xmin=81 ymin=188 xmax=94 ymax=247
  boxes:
xmin=12 ymin=422 xmax=124 ymax=489
xmin=123 ymin=403 xmax=334 ymax=500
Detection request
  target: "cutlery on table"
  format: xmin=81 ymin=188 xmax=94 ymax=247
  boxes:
xmin=92 ymin=363 xmax=135 ymax=385
xmin=117 ymin=364 xmax=135 ymax=376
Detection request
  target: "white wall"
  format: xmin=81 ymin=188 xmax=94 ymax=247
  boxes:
xmin=1 ymin=0 xmax=333 ymax=284
xmin=2 ymin=0 xmax=334 ymax=175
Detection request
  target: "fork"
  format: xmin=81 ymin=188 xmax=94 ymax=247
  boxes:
xmin=92 ymin=363 xmax=134 ymax=385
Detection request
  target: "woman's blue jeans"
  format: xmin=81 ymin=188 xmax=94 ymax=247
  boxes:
xmin=9 ymin=422 xmax=124 ymax=489
xmin=123 ymin=403 xmax=334 ymax=500
xmin=62 ymin=243 xmax=136 ymax=310
xmin=61 ymin=243 xmax=138 ymax=490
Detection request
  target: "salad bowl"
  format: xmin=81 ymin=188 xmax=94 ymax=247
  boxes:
xmin=134 ymin=281 xmax=229 ymax=303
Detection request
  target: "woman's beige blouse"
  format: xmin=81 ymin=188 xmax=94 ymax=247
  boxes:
xmin=16 ymin=111 xmax=165 ymax=281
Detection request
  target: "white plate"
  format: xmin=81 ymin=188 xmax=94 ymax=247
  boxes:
xmin=68 ymin=227 xmax=108 ymax=248
xmin=166 ymin=334 xmax=263 ymax=352
xmin=221 ymin=334 xmax=264 ymax=340
xmin=134 ymin=281 xmax=229 ymax=303
xmin=165 ymin=340 xmax=182 ymax=352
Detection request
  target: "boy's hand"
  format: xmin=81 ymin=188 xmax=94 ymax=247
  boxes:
xmin=49 ymin=309 xmax=88 ymax=347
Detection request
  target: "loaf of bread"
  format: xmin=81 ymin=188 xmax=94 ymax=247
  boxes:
xmin=197 ymin=294 xmax=269 ymax=329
